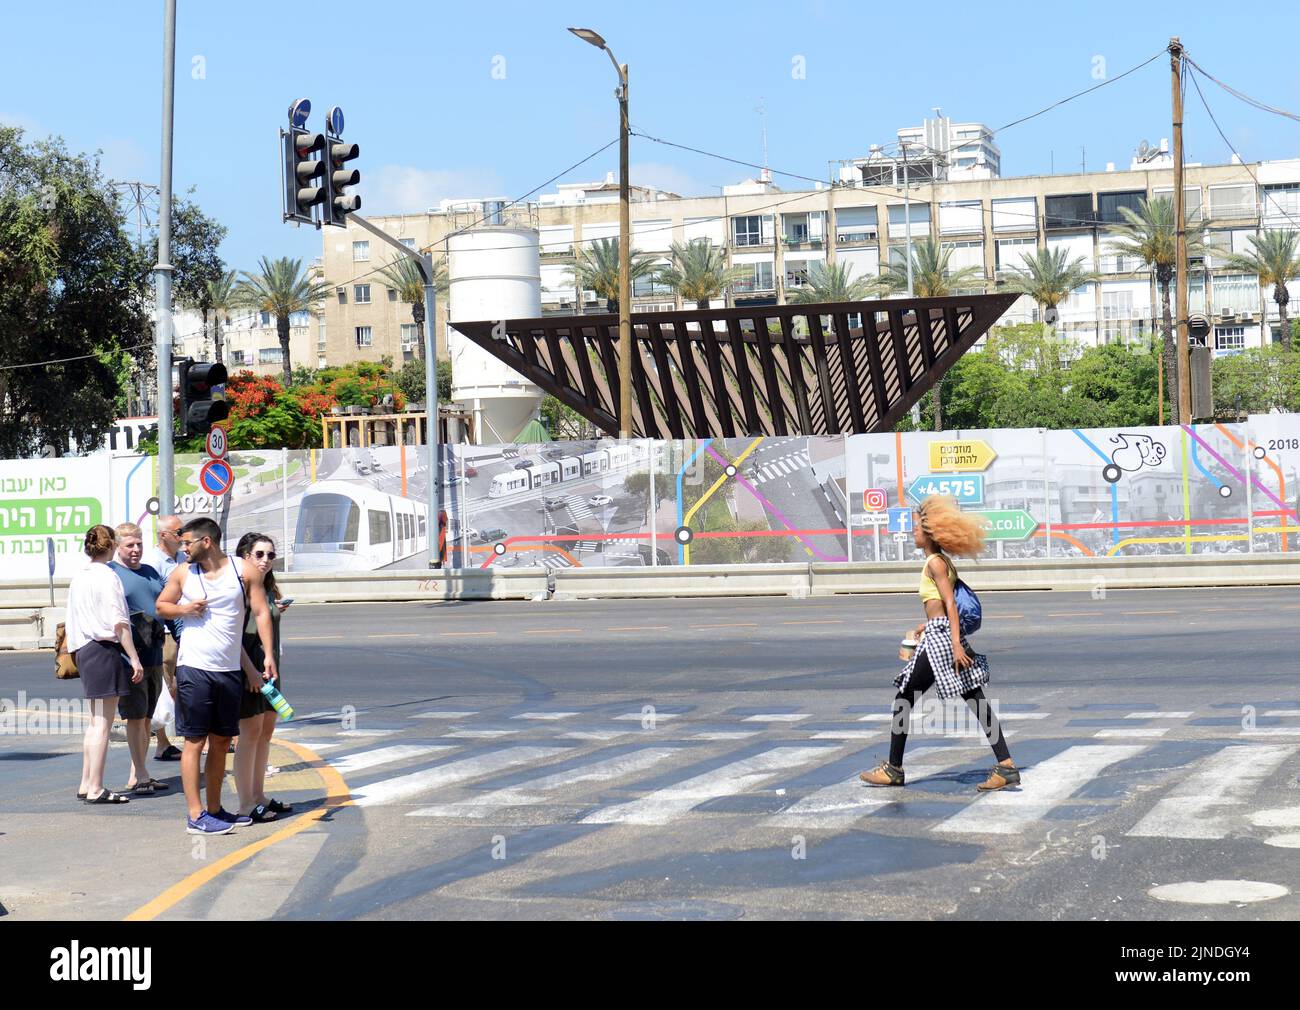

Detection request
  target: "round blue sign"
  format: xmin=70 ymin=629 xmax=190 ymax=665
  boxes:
xmin=199 ymin=459 xmax=234 ymax=497
xmin=289 ymin=98 xmax=311 ymax=128
xmin=327 ymin=105 xmax=345 ymax=135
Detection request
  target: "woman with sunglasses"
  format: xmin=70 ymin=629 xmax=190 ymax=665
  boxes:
xmin=232 ymin=533 xmax=292 ymax=822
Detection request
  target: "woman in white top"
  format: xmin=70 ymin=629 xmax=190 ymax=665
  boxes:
xmin=66 ymin=524 xmax=144 ymax=805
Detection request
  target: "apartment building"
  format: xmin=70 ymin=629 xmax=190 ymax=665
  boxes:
xmin=171 ymin=308 xmax=319 ymax=378
xmin=319 ymin=148 xmax=1300 ymax=370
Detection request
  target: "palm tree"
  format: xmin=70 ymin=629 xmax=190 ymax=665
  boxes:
xmin=877 ymin=238 xmax=986 ymax=431
xmin=566 ymin=237 xmax=659 ymax=311
xmin=1107 ymin=196 xmax=1207 ymax=423
xmin=655 ymin=239 xmax=747 ymax=309
xmin=203 ymin=269 xmax=238 ymax=364
xmin=1224 ymin=229 xmax=1300 ymax=351
xmin=999 ymin=247 xmax=1098 ymax=323
xmin=233 ymin=257 xmax=332 ymax=386
xmin=877 ymin=237 xmax=985 ymax=297
xmin=786 ymin=260 xmax=876 ymax=303
xmin=376 ymin=255 xmax=449 ymax=359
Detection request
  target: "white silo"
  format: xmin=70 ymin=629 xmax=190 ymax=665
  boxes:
xmin=447 ymin=220 xmax=544 ymax=445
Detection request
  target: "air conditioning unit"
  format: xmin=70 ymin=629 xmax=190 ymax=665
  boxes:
xmin=1241 ymin=311 xmax=1254 ymax=322
xmin=1218 ymin=307 xmax=1234 ymax=320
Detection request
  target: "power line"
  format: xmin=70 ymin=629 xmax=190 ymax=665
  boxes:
xmin=1183 ymin=54 xmax=1300 ymax=125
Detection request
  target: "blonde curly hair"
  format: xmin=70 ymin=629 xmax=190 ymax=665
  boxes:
xmin=916 ymin=494 xmax=986 ymax=558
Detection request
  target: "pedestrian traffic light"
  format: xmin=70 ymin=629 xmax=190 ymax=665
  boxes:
xmin=282 ymin=127 xmax=326 ymax=226
xmin=324 ymin=135 xmax=361 ymax=227
xmin=178 ymin=359 xmax=230 ymax=436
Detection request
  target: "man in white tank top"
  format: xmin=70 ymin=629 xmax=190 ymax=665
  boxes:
xmin=157 ymin=518 xmax=277 ymax=836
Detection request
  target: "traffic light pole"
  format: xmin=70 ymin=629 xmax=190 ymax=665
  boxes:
xmin=155 ymin=0 xmax=177 ymax=516
xmin=349 ymin=214 xmax=442 ymax=565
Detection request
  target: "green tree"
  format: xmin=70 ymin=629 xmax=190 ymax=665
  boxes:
xmin=233 ymin=256 xmax=331 ymax=386
xmin=0 ymin=126 xmax=149 ymax=456
xmin=1106 ymin=196 xmax=1207 ymax=423
xmin=376 ymin=255 xmax=448 ymax=359
xmin=541 ymin=394 xmax=589 ymax=439
xmin=566 ymin=237 xmax=658 ymax=310
xmin=998 ymin=247 xmax=1097 ymax=322
xmin=1224 ymin=229 xmax=1300 ymax=351
xmin=1210 ymin=346 xmax=1300 ymax=419
xmin=167 ymin=195 xmax=227 ymax=357
xmin=395 ymin=358 xmax=452 ymax=404
xmin=655 ymin=239 xmax=747 ymax=309
xmin=786 ymin=260 xmax=876 ymax=303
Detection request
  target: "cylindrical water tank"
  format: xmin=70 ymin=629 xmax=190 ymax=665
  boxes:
xmin=447 ymin=226 xmax=543 ymax=444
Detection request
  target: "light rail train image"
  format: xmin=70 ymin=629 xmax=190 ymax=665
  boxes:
xmin=291 ymin=480 xmax=427 ymax=571
xmin=488 ymin=444 xmax=645 ymax=498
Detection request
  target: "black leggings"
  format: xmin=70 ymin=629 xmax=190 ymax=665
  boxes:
xmin=888 ymin=649 xmax=1011 ymax=767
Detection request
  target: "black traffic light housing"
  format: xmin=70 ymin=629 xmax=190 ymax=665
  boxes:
xmin=323 ymin=137 xmax=361 ymax=227
xmin=177 ymin=359 xmax=230 ymax=436
xmin=282 ymin=127 xmax=326 ymax=226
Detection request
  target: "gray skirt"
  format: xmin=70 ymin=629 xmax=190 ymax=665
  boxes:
xmin=75 ymin=639 xmax=133 ymax=700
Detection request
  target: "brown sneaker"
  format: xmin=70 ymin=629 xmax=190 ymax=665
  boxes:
xmin=859 ymin=762 xmax=905 ymax=787
xmin=976 ymin=762 xmax=1020 ymax=792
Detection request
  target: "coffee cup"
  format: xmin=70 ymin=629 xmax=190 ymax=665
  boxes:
xmin=899 ymin=638 xmax=918 ymax=662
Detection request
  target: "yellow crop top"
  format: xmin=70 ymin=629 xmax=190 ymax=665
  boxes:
xmin=919 ymin=553 xmax=957 ymax=603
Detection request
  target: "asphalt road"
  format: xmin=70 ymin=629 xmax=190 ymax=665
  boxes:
xmin=2 ymin=586 xmax=1298 ymax=921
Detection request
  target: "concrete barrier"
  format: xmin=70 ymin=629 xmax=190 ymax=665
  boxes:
xmin=553 ymin=563 xmax=811 ymax=600
xmin=274 ymin=567 xmax=551 ymax=603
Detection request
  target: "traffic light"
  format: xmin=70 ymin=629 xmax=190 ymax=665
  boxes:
xmin=282 ymin=127 xmax=326 ymax=226
xmin=324 ymin=134 xmax=361 ymax=227
xmin=178 ymin=359 xmax=229 ymax=436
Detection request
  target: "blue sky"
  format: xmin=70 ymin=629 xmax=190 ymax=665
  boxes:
xmin=3 ymin=0 xmax=1297 ymax=270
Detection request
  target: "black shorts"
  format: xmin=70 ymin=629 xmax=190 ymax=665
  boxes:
xmin=75 ymin=640 xmax=132 ymax=701
xmin=175 ymin=665 xmax=242 ymax=739
xmin=118 ymin=666 xmax=163 ymax=720
xmin=239 ymin=677 xmax=275 ymax=720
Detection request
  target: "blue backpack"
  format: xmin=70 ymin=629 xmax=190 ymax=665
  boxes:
xmin=954 ymin=578 xmax=982 ymax=637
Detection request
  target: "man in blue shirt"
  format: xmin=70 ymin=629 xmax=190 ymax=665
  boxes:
xmin=110 ymin=522 xmax=170 ymax=794
xmin=144 ymin=515 xmax=185 ymax=761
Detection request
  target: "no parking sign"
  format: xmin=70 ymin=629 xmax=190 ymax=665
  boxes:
xmin=198 ymin=459 xmax=234 ymax=497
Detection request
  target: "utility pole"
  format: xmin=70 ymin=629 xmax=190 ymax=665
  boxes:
xmin=1171 ymin=36 xmax=1191 ymax=424
xmin=155 ymin=0 xmax=177 ymax=516
xmin=617 ymin=60 xmax=632 ymax=438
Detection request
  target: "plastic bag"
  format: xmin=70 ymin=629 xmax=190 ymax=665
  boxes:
xmin=151 ymin=687 xmax=176 ymax=736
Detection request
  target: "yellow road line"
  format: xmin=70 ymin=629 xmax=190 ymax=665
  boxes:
xmin=606 ymin=626 xmax=671 ymax=632
xmin=439 ymin=631 xmax=498 ymax=637
xmin=125 ymin=738 xmax=351 ymax=922
xmin=367 ymin=633 xmax=420 ymax=639
xmin=523 ymin=628 xmax=582 ymax=635
xmin=690 ymin=622 xmax=759 ymax=629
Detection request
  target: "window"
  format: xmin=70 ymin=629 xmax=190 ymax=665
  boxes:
xmin=632 ymin=267 xmax=672 ymax=298
xmin=1208 ymin=184 xmax=1256 ymax=220
xmin=939 ymin=201 xmax=983 ymax=235
xmin=1215 ymin=326 xmax=1245 ymax=351
xmin=354 ymin=284 xmax=371 ymax=304
xmin=996 ymin=237 xmax=1037 ymax=273
xmin=835 ymin=206 xmax=878 ymax=243
xmin=399 ymin=237 xmax=416 ymax=249
xmin=400 ymin=324 xmax=419 ymax=349
xmin=367 ymin=509 xmax=391 ymax=546
xmin=887 ymin=203 xmax=930 ymax=238
xmin=296 ymin=493 xmax=359 ymax=551
xmin=1211 ymin=274 xmax=1256 ymax=315
xmin=259 ymin=311 xmax=271 ymax=327
xmin=1096 ymin=190 xmax=1144 ymax=225
xmin=785 ymin=259 xmax=816 ymax=288
xmin=258 ymin=347 xmax=283 ymax=364
xmin=352 ymin=241 xmax=370 ymax=261
xmin=732 ymin=261 xmax=774 ymax=293
xmin=1152 ymin=186 xmax=1203 ymax=223
xmin=337 ymin=288 xmax=347 ymax=304
xmin=733 ymin=216 xmax=763 ymax=247
xmin=387 ymin=288 xmax=398 ymax=301
xmin=1262 ymin=184 xmax=1300 ymax=221
xmin=991 ymin=197 xmax=1037 ymax=233
xmin=355 ymin=326 xmax=372 ymax=347
xmin=1044 ymin=194 xmax=1093 ymax=230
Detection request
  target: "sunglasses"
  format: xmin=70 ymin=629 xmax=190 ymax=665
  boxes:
xmin=179 ymin=536 xmax=210 ymax=548
xmin=253 ymin=550 xmax=277 ymax=560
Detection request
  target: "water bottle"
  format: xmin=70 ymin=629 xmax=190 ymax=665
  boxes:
xmin=260 ymin=681 xmax=294 ymax=721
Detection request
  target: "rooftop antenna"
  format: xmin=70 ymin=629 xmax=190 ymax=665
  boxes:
xmin=757 ymin=98 xmax=770 ymax=183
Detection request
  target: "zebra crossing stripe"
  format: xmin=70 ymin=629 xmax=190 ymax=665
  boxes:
xmin=767 ymin=746 xmax=980 ymax=830
xmin=412 ymin=710 xmax=479 ymax=720
xmin=327 ymin=745 xmax=455 ymax=775
xmin=580 ymin=746 xmax=836 ymax=826
xmin=932 ymin=745 xmax=1146 ymax=835
xmin=1125 ymin=711 xmax=1194 ymax=719
xmin=407 ymin=747 xmax=680 ymax=819
xmin=351 ymin=746 xmax=568 ymax=807
xmin=1126 ymin=744 xmax=1295 ymax=840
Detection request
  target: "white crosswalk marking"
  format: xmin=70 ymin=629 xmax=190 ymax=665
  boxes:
xmin=513 ymin=712 xmax=580 ymax=721
xmin=1125 ymin=711 xmax=1194 ymax=719
xmin=1126 ymin=744 xmax=1296 ymax=840
xmin=351 ymin=746 xmax=567 ymax=807
xmin=408 ymin=747 xmax=680 ymax=819
xmin=412 ymin=710 xmax=478 ymax=720
xmin=328 ymin=745 xmax=454 ymax=775
xmin=444 ymin=729 xmax=518 ymax=739
xmin=337 ymin=729 xmax=398 ymax=738
xmin=581 ymin=746 xmax=836 ymax=826
xmin=741 ymin=713 xmax=810 ymax=723
xmin=1095 ymin=728 xmax=1170 ymax=738
xmin=933 ymin=745 xmax=1146 ymax=835
xmin=768 ymin=747 xmax=980 ymax=829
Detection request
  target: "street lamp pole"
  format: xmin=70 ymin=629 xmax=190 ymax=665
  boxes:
xmin=570 ymin=27 xmax=633 ymax=438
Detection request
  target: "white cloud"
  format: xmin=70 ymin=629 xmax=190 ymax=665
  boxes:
xmin=0 ymin=111 xmax=49 ymax=137
xmin=630 ymin=162 xmax=711 ymax=198
xmin=367 ymin=164 xmax=509 ymax=215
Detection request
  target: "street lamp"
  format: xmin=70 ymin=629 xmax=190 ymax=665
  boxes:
xmin=569 ymin=26 xmax=632 ymax=438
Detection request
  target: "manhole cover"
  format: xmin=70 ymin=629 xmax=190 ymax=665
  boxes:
xmin=600 ymin=900 xmax=745 ymax=921
xmin=1148 ymin=880 xmax=1290 ymax=905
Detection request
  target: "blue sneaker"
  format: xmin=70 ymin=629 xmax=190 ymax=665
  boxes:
xmin=187 ymin=811 xmax=235 ymax=835
xmin=212 ymin=808 xmax=253 ymax=827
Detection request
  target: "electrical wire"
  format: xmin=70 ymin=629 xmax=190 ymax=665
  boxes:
xmin=1183 ymin=54 xmax=1300 ymax=125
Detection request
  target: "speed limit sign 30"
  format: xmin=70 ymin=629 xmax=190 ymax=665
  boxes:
xmin=205 ymin=425 xmax=228 ymax=459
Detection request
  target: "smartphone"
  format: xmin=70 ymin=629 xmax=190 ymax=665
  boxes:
xmin=278 ymin=597 xmax=294 ymax=607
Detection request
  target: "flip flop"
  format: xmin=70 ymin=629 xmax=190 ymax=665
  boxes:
xmin=248 ymin=804 xmax=279 ymax=823
xmin=146 ymin=778 xmax=170 ymax=791
xmin=85 ymin=790 xmax=130 ymax=804
xmin=76 ymin=792 xmax=87 ymax=800
xmin=266 ymin=798 xmax=293 ymax=815
xmin=155 ymin=746 xmax=182 ymax=761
